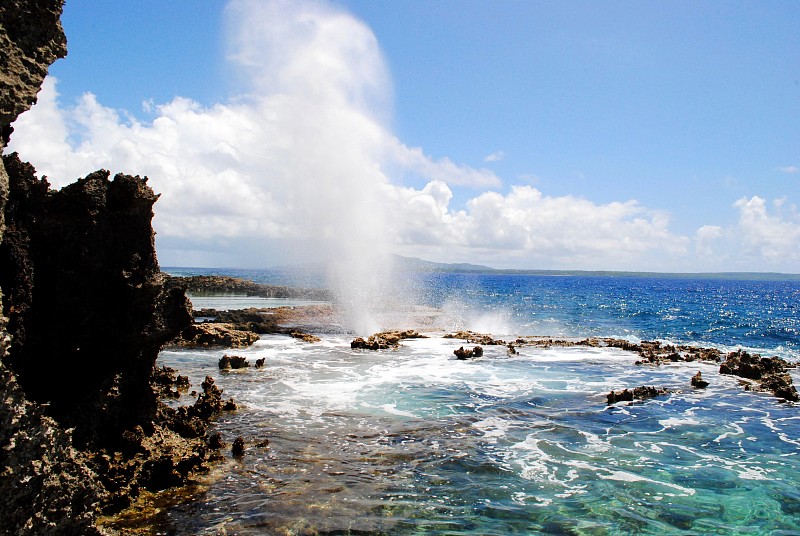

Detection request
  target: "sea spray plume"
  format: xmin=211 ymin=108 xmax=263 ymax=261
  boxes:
xmin=224 ymin=0 xmax=395 ymax=332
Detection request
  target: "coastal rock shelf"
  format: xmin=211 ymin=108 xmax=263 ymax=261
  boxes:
xmin=164 ymin=274 xmax=332 ymax=301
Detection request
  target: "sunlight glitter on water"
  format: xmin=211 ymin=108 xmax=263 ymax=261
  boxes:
xmin=153 ymin=333 xmax=800 ymax=535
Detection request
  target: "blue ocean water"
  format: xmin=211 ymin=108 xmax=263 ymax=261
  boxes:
xmin=148 ymin=270 xmax=800 ymax=535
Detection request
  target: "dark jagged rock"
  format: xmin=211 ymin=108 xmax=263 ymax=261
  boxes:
xmin=0 ymin=0 xmax=67 ymax=130
xmin=454 ymin=345 xmax=483 ymax=360
xmin=691 ymin=371 xmax=709 ymax=389
xmin=171 ymin=322 xmax=260 ymax=348
xmin=719 ymin=349 xmax=789 ymax=380
xmin=0 ymin=356 xmax=106 ymax=535
xmin=351 ymin=329 xmax=427 ymax=350
xmin=291 ymin=330 xmax=321 ymax=343
xmin=192 ymin=307 xmax=280 ymax=333
xmin=445 ymin=330 xmax=506 ymax=345
xmin=720 ymin=350 xmax=798 ymax=401
xmin=760 ymin=374 xmax=799 ymax=403
xmin=0 ymin=3 xmax=225 ymax=533
xmin=0 ymin=3 xmax=101 ymax=533
xmin=607 ymin=386 xmax=671 ymax=405
xmin=0 ymin=153 xmax=194 ymax=445
xmin=232 ymin=437 xmax=246 ymax=457
xmin=208 ymin=432 xmax=224 ymax=450
xmin=219 ymin=354 xmax=249 ymax=369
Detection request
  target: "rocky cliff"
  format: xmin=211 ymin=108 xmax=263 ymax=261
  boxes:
xmin=0 ymin=154 xmax=193 ymax=446
xmin=0 ymin=2 xmax=216 ymax=533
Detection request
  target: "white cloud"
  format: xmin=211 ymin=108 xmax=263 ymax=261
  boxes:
xmin=383 ymin=182 xmax=689 ymax=269
xmin=14 ymin=0 xmax=796 ymax=275
xmin=484 ymin=150 xmax=505 ymax=163
xmin=388 ymin=141 xmax=501 ymax=188
xmin=694 ymin=225 xmax=723 ymax=257
xmin=733 ymin=196 xmax=800 ymax=264
xmin=777 ymin=165 xmax=799 ymax=174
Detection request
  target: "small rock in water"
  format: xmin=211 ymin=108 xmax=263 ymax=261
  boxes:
xmin=454 ymin=346 xmax=483 ymax=360
xmin=232 ymin=437 xmax=245 ymax=457
xmin=208 ymin=432 xmax=224 ymax=450
xmin=607 ymin=386 xmax=671 ymax=405
xmin=290 ymin=330 xmax=322 ymax=343
xmin=691 ymin=371 xmax=709 ymax=389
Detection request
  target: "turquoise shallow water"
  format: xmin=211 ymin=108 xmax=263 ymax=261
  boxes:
xmin=151 ymin=272 xmax=800 ymax=534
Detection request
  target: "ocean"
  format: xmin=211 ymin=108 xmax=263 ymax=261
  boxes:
xmin=146 ymin=269 xmax=800 ymax=535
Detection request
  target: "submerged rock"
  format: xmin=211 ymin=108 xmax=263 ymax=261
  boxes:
xmin=351 ymin=329 xmax=427 ymax=350
xmin=219 ymin=354 xmax=249 ymax=369
xmin=454 ymin=345 xmax=483 ymax=360
xmin=607 ymin=386 xmax=671 ymax=405
xmin=232 ymin=437 xmax=245 ymax=457
xmin=691 ymin=371 xmax=709 ymax=389
xmin=291 ymin=330 xmax=321 ymax=343
xmin=445 ymin=331 xmax=505 ymax=345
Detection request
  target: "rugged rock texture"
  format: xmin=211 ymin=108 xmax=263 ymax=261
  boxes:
xmin=0 ymin=0 xmax=66 ymax=137
xmin=170 ymin=322 xmax=260 ymax=348
xmin=0 ymin=3 xmax=236 ymax=534
xmin=454 ymin=345 xmax=483 ymax=360
xmin=0 ymin=153 xmax=193 ymax=445
xmin=719 ymin=350 xmax=798 ymax=401
xmin=0 ymin=359 xmax=105 ymax=535
xmin=165 ymin=274 xmax=332 ymax=301
xmin=350 ymin=329 xmax=427 ymax=350
xmin=445 ymin=330 xmax=507 ymax=346
xmin=607 ymin=386 xmax=672 ymax=405
xmin=193 ymin=307 xmax=280 ymax=333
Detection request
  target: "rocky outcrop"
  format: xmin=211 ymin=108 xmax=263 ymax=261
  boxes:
xmin=607 ymin=386 xmax=672 ymax=405
xmin=0 ymin=153 xmax=193 ymax=444
xmin=171 ymin=322 xmax=260 ymax=348
xmin=351 ymin=329 xmax=427 ymax=350
xmin=0 ymin=356 xmax=105 ymax=535
xmin=690 ymin=371 xmax=709 ymax=389
xmin=165 ymin=274 xmax=332 ymax=301
xmin=290 ymin=330 xmax=321 ymax=343
xmin=719 ymin=350 xmax=798 ymax=402
xmin=192 ymin=307 xmax=280 ymax=333
xmin=454 ymin=345 xmax=483 ymax=360
xmin=0 ymin=2 xmax=101 ymax=534
xmin=0 ymin=4 xmax=232 ymax=532
xmin=219 ymin=354 xmax=250 ymax=369
xmin=0 ymin=0 xmax=66 ymax=137
xmin=445 ymin=330 xmax=506 ymax=346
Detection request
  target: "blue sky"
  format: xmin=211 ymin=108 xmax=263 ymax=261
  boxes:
xmin=8 ymin=0 xmax=800 ymax=272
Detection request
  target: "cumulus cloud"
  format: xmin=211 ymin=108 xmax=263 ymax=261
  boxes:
xmin=9 ymin=0 xmax=705 ymax=274
xmin=483 ymin=150 xmax=505 ymax=163
xmin=383 ymin=181 xmax=689 ymax=269
xmin=733 ymin=196 xmax=800 ymax=264
xmin=694 ymin=225 xmax=723 ymax=257
xmin=777 ymin=165 xmax=799 ymax=174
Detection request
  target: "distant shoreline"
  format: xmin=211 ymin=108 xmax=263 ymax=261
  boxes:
xmin=164 ymin=259 xmax=800 ymax=282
